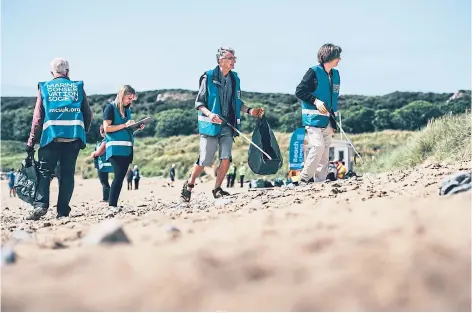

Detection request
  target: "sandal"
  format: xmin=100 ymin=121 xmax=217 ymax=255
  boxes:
xmin=212 ymin=187 xmax=230 ymax=199
xmin=181 ymin=181 xmax=194 ymax=202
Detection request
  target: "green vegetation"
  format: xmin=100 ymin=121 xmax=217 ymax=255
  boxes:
xmin=1 ymin=88 xmax=469 ymax=177
xmin=359 ymin=113 xmax=471 ymax=173
xmin=1 ymin=89 xmax=470 ymax=143
xmin=6 ymin=110 xmax=469 ymax=178
xmin=2 ymin=129 xmax=414 ymax=179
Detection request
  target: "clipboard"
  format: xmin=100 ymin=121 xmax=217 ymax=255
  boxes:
xmin=126 ymin=117 xmax=155 ymax=130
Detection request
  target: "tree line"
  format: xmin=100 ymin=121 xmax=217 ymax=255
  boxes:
xmin=1 ymin=89 xmax=470 ymax=143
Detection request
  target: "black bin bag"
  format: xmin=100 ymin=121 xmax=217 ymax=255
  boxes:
xmin=14 ymin=155 xmax=39 ymax=205
xmin=248 ymin=117 xmax=283 ymax=175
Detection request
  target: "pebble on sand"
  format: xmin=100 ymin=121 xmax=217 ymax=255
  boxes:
xmin=1 ymin=246 xmax=16 ymax=265
xmin=82 ymin=219 xmax=131 ymax=245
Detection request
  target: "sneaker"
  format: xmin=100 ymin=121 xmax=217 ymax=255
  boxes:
xmin=105 ymin=206 xmax=122 ymax=218
xmin=25 ymin=207 xmax=48 ymax=221
xmin=298 ymin=179 xmax=313 ymax=187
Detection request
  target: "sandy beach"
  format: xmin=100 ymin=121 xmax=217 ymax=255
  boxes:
xmin=1 ymin=161 xmax=471 ymax=311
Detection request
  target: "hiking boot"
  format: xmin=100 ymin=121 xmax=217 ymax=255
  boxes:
xmin=25 ymin=207 xmax=48 ymax=221
xmin=180 ymin=181 xmax=194 ymax=202
xmin=212 ymin=187 xmax=230 ymax=199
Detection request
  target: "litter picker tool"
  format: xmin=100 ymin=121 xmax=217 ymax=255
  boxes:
xmin=219 ymin=116 xmax=273 ymax=160
xmin=324 ymin=106 xmax=373 ymax=183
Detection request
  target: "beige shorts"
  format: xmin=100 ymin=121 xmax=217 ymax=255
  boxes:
xmin=197 ymin=126 xmax=234 ymax=166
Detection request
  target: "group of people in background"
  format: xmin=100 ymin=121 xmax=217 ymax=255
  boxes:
xmin=126 ymin=166 xmax=140 ymax=190
xmin=20 ymin=42 xmax=343 ymax=220
xmin=327 ymin=160 xmax=348 ymax=181
xmin=226 ymin=162 xmax=247 ymax=188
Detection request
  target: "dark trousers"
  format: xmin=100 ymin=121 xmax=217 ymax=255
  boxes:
xmin=127 ymin=180 xmax=133 ymax=190
xmin=109 ymin=156 xmax=132 ymax=207
xmin=134 ymin=179 xmax=140 ymax=190
xmin=97 ymin=170 xmax=110 ymax=201
xmin=34 ymin=141 xmax=80 ymax=215
xmin=240 ymin=175 xmax=245 ymax=187
xmin=230 ymin=174 xmax=236 ymax=187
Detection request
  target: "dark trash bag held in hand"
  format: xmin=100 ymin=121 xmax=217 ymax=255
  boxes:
xmin=248 ymin=116 xmax=283 ymax=175
xmin=13 ymin=155 xmax=40 ymax=205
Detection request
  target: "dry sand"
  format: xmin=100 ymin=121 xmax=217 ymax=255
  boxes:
xmin=1 ymin=161 xmax=471 ymax=311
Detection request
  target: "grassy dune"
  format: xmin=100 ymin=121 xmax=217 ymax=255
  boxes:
xmin=359 ymin=113 xmax=471 ymax=173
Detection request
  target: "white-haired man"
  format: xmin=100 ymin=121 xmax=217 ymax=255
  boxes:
xmin=180 ymin=47 xmax=265 ymax=202
xmin=25 ymin=58 xmax=92 ymax=220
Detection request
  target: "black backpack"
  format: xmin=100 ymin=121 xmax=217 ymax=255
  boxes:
xmin=248 ymin=117 xmax=283 ymax=175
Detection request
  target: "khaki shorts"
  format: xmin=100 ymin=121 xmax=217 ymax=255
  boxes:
xmin=197 ymin=126 xmax=234 ymax=166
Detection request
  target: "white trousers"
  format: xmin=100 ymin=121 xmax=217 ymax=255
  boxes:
xmin=300 ymin=125 xmax=332 ymax=182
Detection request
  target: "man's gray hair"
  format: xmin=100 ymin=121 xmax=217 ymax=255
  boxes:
xmin=50 ymin=58 xmax=69 ymax=75
xmin=216 ymin=46 xmax=235 ymax=64
xmin=317 ymin=44 xmax=342 ymax=64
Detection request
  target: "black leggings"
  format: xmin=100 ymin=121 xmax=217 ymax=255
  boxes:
xmin=108 ymin=156 xmax=132 ymax=207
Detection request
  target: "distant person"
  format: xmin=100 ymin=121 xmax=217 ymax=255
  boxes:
xmin=25 ymin=58 xmax=92 ymax=220
xmin=180 ymin=46 xmax=265 ymax=202
xmin=238 ymin=162 xmax=246 ymax=187
xmin=8 ymin=168 xmax=16 ymax=197
xmin=169 ymin=164 xmax=176 ymax=187
xmin=91 ymin=125 xmax=112 ymax=202
xmin=227 ymin=163 xmax=235 ymax=188
xmin=103 ymin=85 xmax=144 ymax=213
xmin=326 ymin=161 xmax=338 ymax=181
xmin=230 ymin=163 xmax=237 ymax=187
xmin=126 ymin=167 xmax=133 ymax=190
xmin=337 ymin=160 xmax=347 ymax=179
xmin=133 ymin=165 xmax=140 ymax=190
xmin=295 ymin=43 xmax=341 ymax=184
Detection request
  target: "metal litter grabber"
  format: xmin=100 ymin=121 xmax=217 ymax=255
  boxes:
xmin=219 ymin=116 xmax=273 ymax=160
xmin=324 ymin=106 xmax=373 ymax=183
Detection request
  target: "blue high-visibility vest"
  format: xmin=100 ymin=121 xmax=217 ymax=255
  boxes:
xmin=198 ymin=69 xmax=242 ymax=136
xmin=95 ymin=140 xmax=113 ymax=172
xmin=301 ymin=64 xmax=340 ymax=128
xmin=105 ymin=103 xmax=133 ymax=160
xmin=38 ymin=77 xmax=87 ymax=147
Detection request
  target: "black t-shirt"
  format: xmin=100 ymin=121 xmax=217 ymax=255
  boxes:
xmin=103 ymin=103 xmax=130 ymax=122
xmin=103 ymin=103 xmax=115 ymax=122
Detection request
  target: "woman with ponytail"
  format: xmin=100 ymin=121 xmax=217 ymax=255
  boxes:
xmin=102 ymin=85 xmax=144 ymax=214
